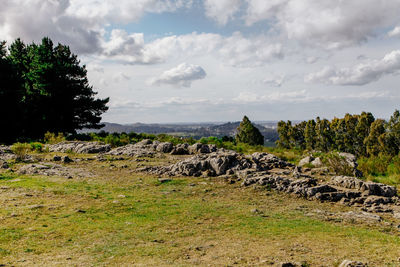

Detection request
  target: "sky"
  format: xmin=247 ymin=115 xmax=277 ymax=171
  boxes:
xmin=1 ymin=0 xmax=400 ymax=123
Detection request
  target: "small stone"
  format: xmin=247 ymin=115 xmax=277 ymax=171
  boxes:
xmin=279 ymin=262 xmax=297 ymax=267
xmin=62 ymin=156 xmax=73 ymax=163
xmin=158 ymin=178 xmax=172 ymax=183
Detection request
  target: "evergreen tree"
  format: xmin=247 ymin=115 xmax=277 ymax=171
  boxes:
xmin=315 ymin=117 xmax=333 ymax=152
xmin=364 ymin=119 xmax=385 ymax=156
xmin=291 ymin=121 xmax=306 ymax=149
xmin=236 ymin=116 xmax=264 ymax=146
xmin=0 ymin=41 xmax=23 ymax=143
xmin=0 ymin=37 xmax=109 ymax=143
xmin=355 ymin=112 xmax=375 ymax=156
xmin=380 ymin=110 xmax=400 ymax=156
xmin=276 ymin=120 xmax=292 ymax=148
xmin=304 ymin=119 xmax=316 ymax=150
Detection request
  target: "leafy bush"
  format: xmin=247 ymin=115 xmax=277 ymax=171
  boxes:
xmin=44 ymin=132 xmax=65 ymax=144
xmin=11 ymin=142 xmax=31 ymax=161
xmin=323 ymin=153 xmax=354 ymax=176
xmin=358 ymin=155 xmax=392 ymax=176
xmin=29 ymin=142 xmax=43 ymax=152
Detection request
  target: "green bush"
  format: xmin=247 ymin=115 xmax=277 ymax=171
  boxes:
xmin=44 ymin=132 xmax=65 ymax=144
xmin=11 ymin=142 xmax=31 ymax=161
xmin=29 ymin=142 xmax=43 ymax=152
xmin=358 ymin=155 xmax=392 ymax=176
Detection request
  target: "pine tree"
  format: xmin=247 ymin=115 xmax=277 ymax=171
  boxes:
xmin=364 ymin=119 xmax=385 ymax=156
xmin=236 ymin=116 xmax=264 ymax=146
xmin=1 ymin=37 xmax=109 ymax=143
xmin=304 ymin=119 xmax=316 ymax=150
xmin=276 ymin=120 xmax=292 ymax=148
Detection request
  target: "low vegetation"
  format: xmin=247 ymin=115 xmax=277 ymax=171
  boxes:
xmin=1 ymin=152 xmax=400 ymax=266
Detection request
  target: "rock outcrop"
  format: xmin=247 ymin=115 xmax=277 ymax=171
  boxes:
xmin=49 ymin=141 xmax=111 ymax=154
xmin=17 ymin=163 xmax=93 ymax=178
xmin=241 ymin=172 xmax=399 ymax=214
xmin=146 ymin=151 xmax=293 ymax=177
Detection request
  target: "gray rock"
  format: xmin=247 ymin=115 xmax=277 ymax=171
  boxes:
xmin=156 ymin=142 xmax=173 ymax=153
xmin=298 ymin=156 xmax=314 ymax=167
xmin=108 ymin=142 xmax=156 ymax=157
xmin=341 ymin=211 xmax=381 ymax=223
xmin=251 ymin=152 xmax=293 ymax=170
xmin=188 ymin=143 xmax=210 ymax=154
xmin=306 ymin=184 xmax=337 ymax=198
xmin=331 ymin=176 xmax=365 ymax=190
xmin=49 ymin=141 xmax=111 ymax=154
xmin=311 ymin=157 xmax=323 ymax=167
xmin=339 ymin=259 xmax=368 ymax=267
xmin=170 ymin=143 xmax=190 ymax=155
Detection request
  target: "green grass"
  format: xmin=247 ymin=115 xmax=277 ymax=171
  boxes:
xmin=0 ymin=156 xmax=400 ymax=266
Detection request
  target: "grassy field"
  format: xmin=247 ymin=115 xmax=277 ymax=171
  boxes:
xmin=1 ymin=153 xmax=400 ymax=266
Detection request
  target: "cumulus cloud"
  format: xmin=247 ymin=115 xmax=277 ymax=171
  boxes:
xmin=388 ymin=26 xmax=400 ymax=38
xmin=0 ymin=0 xmax=192 ymax=54
xmin=67 ymin=0 xmax=191 ymax=24
xmin=150 ymin=63 xmax=207 ymax=87
xmin=305 ymin=50 xmax=400 ymax=86
xmin=244 ymin=0 xmax=400 ymax=49
xmin=99 ymin=31 xmax=283 ymax=66
xmin=101 ymin=30 xmax=163 ymax=64
xmin=204 ymin=0 xmax=241 ymax=25
xmin=0 ymin=0 xmax=102 ymax=54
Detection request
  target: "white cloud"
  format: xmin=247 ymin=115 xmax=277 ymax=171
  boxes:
xmin=204 ymin=0 xmax=241 ymax=25
xmin=305 ymin=50 xmax=400 ymax=86
xmin=262 ymin=74 xmax=285 ymax=87
xmin=388 ymin=26 xmax=400 ymax=38
xmin=101 ymin=30 xmax=162 ymax=64
xmin=99 ymin=31 xmax=283 ymax=67
xmin=0 ymin=0 xmax=192 ymax=54
xmin=67 ymin=0 xmax=192 ymax=24
xmin=244 ymin=0 xmax=400 ymax=49
xmin=150 ymin=63 xmax=207 ymax=87
xmin=233 ymin=90 xmax=308 ymax=103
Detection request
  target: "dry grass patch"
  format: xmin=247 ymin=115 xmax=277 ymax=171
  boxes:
xmin=0 ymin=155 xmax=400 ymax=266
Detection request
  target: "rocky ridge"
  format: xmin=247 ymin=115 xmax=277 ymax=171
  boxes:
xmin=1 ymin=140 xmax=399 ymax=221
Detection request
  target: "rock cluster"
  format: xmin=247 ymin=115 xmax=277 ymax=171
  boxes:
xmin=17 ymin=163 xmax=92 ymax=178
xmin=107 ymin=140 xmax=218 ymax=157
xmin=241 ymin=171 xmax=399 ymax=214
xmin=146 ymin=151 xmax=293 ymax=177
xmin=298 ymin=152 xmax=362 ymax=177
xmin=0 ymin=145 xmax=16 ymax=161
xmin=48 ymin=141 xmax=111 ymax=154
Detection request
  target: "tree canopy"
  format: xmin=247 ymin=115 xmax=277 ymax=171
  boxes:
xmin=0 ymin=37 xmax=109 ymax=143
xmin=235 ymin=116 xmax=264 ymax=146
xmin=277 ymin=110 xmax=400 ymax=157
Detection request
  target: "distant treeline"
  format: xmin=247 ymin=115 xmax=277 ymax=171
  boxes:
xmin=276 ymin=110 xmax=400 ymax=157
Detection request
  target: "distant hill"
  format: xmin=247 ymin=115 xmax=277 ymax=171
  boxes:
xmin=82 ymin=121 xmax=279 ymax=143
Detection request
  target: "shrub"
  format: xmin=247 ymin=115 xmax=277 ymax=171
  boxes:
xmin=11 ymin=142 xmax=31 ymax=161
xmin=358 ymin=155 xmax=392 ymax=176
xmin=323 ymin=153 xmax=354 ymax=176
xmin=29 ymin=142 xmax=43 ymax=152
xmin=44 ymin=132 xmax=65 ymax=144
